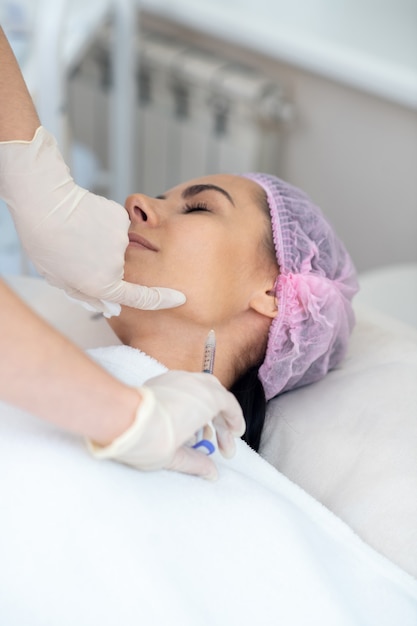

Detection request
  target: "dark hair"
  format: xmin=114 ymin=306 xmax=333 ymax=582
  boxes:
xmin=230 ymin=365 xmax=267 ymax=452
xmin=228 ymin=185 xmax=275 ymax=452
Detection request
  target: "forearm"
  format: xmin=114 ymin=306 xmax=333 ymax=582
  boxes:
xmin=0 ymin=279 xmax=139 ymax=445
xmin=0 ymin=26 xmax=40 ymax=141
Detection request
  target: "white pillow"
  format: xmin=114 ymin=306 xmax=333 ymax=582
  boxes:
xmin=354 ymin=262 xmax=417 ymax=329
xmin=260 ymin=303 xmax=417 ymax=578
xmin=4 ymin=275 xmax=121 ymax=349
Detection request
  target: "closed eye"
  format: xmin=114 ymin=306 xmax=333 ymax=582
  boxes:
xmin=184 ymin=202 xmax=210 ymax=214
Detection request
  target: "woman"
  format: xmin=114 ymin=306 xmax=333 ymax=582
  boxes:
xmin=1 ymin=123 xmax=357 ymax=462
xmin=89 ymin=170 xmax=358 ymax=457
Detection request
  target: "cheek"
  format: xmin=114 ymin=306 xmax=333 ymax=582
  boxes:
xmin=123 ymin=251 xmax=156 ymax=285
xmin=123 ymin=226 xmax=263 ymax=323
xmin=123 ymin=232 xmax=221 ymax=292
xmin=168 ymin=238 xmax=249 ymax=323
xmin=180 ymin=243 xmax=259 ymax=320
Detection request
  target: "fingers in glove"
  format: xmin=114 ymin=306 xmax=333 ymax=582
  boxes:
xmin=64 ymin=281 xmax=186 ymax=316
xmin=167 ymin=445 xmax=218 ymax=481
xmin=64 ymin=288 xmax=121 ymax=317
xmin=207 ymin=384 xmax=246 ymax=439
xmin=212 ymin=421 xmax=241 ymax=459
xmin=141 ymin=371 xmax=245 ymax=461
xmin=112 ymin=281 xmax=186 ymax=310
xmin=184 ymin=372 xmax=246 ymax=438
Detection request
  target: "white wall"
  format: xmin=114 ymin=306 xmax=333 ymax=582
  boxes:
xmin=140 ymin=3 xmax=417 ymax=273
xmin=140 ymin=0 xmax=417 ymax=109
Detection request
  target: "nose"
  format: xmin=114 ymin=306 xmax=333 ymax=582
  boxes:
xmin=124 ymin=193 xmax=160 ymax=226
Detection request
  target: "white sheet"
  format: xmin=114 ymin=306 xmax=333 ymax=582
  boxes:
xmin=1 ymin=346 xmax=416 ymax=625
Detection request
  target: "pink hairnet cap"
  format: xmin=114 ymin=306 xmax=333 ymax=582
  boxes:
xmin=242 ymin=173 xmax=359 ymax=401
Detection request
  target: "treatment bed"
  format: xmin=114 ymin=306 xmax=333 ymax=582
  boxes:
xmin=1 ymin=265 xmax=416 ymax=624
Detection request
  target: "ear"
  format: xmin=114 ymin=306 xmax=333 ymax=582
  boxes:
xmin=248 ymin=282 xmax=278 ymax=319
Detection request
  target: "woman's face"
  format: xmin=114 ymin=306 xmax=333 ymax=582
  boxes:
xmin=122 ymin=174 xmax=277 ymax=326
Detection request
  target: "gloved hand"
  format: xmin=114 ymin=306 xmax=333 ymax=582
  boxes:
xmin=0 ymin=127 xmax=185 ymax=317
xmin=87 ymin=370 xmax=246 ymax=480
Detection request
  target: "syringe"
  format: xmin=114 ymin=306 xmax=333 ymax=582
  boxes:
xmin=192 ymin=329 xmax=216 ymax=455
xmin=202 ymin=329 xmax=216 ymax=374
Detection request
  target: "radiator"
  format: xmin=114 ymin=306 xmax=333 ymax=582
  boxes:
xmin=135 ymin=33 xmax=290 ymax=195
xmin=69 ymin=31 xmax=291 ymax=197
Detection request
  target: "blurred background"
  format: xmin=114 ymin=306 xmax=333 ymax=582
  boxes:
xmin=0 ymin=0 xmax=416 ymax=280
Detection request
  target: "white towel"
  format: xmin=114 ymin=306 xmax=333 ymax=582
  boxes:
xmin=87 ymin=344 xmax=168 ymax=387
xmin=0 ymin=345 xmax=416 ymax=626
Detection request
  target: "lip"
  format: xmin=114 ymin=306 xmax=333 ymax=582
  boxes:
xmin=128 ymin=233 xmax=159 ymax=251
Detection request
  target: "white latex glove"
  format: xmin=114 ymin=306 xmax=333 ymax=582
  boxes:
xmin=0 ymin=127 xmax=185 ymax=317
xmin=88 ymin=371 xmax=246 ymax=480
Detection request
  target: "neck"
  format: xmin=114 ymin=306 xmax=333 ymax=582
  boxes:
xmin=107 ymin=309 xmax=243 ymax=389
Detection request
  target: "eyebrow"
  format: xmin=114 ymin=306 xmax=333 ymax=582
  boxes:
xmin=156 ymin=183 xmax=235 ymax=205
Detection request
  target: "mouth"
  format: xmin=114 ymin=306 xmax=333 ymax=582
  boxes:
xmin=128 ymin=233 xmax=159 ymax=251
